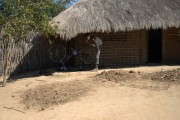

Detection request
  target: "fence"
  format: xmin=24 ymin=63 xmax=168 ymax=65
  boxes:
xmin=0 ymin=35 xmax=54 ymax=76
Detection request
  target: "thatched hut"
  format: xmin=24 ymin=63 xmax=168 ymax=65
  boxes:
xmin=53 ymin=0 xmax=180 ymax=67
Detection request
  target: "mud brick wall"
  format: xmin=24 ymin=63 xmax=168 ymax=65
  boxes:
xmin=163 ymin=28 xmax=180 ymax=64
xmin=73 ymin=30 xmax=148 ymax=67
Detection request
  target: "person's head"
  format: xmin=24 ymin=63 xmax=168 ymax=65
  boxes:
xmin=85 ymin=33 xmax=91 ymax=40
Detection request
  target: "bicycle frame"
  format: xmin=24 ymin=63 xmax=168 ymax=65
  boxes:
xmin=48 ymin=43 xmax=95 ymax=71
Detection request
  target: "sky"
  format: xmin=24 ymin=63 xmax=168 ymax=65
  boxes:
xmin=67 ymin=0 xmax=79 ymax=7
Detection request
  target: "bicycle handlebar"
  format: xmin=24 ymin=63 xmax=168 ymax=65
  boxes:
xmin=71 ymin=47 xmax=78 ymax=56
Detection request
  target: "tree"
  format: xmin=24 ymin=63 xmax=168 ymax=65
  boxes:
xmin=0 ymin=0 xmax=72 ymax=86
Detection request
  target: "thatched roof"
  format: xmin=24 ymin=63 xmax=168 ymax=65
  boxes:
xmin=53 ymin=0 xmax=180 ymax=40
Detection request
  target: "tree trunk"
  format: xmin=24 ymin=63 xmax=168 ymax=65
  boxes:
xmin=2 ymin=39 xmax=8 ymax=87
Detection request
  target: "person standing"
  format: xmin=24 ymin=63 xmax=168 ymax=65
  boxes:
xmin=85 ymin=33 xmax=103 ymax=71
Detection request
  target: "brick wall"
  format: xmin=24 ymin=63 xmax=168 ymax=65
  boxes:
xmin=73 ymin=30 xmax=148 ymax=67
xmin=163 ymin=28 xmax=180 ymax=64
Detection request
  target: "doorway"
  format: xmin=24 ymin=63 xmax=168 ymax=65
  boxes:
xmin=148 ymin=29 xmax=162 ymax=63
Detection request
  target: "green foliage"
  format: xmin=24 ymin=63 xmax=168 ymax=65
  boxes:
xmin=0 ymin=0 xmax=71 ymax=41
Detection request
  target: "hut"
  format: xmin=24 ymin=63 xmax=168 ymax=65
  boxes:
xmin=52 ymin=0 xmax=180 ymax=67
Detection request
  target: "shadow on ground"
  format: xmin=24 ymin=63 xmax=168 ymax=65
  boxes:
xmin=6 ymin=64 xmax=180 ymax=84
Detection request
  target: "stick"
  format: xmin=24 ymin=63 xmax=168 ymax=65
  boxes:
xmin=3 ymin=107 xmax=26 ymax=114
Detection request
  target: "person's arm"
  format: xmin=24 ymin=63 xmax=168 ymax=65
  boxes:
xmin=86 ymin=38 xmax=96 ymax=47
xmin=92 ymin=38 xmax=99 ymax=50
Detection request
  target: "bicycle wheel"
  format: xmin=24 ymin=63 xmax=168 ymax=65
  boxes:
xmin=79 ymin=45 xmax=96 ymax=65
xmin=48 ymin=44 xmax=66 ymax=62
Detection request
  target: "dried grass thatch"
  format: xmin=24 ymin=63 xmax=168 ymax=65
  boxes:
xmin=53 ymin=0 xmax=180 ymax=40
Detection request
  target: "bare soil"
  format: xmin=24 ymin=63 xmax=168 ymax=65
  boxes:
xmin=142 ymin=68 xmax=180 ymax=82
xmin=0 ymin=65 xmax=180 ymax=120
xmin=21 ymin=68 xmax=180 ymax=110
xmin=95 ymin=70 xmax=137 ymax=82
xmin=22 ymin=80 xmax=94 ymax=110
xmin=94 ymin=68 xmax=180 ymax=91
xmin=22 ymin=70 xmax=136 ymax=110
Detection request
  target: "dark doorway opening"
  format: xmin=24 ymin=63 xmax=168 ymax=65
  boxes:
xmin=148 ymin=29 xmax=162 ymax=63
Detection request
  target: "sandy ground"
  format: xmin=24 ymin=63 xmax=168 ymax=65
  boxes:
xmin=0 ymin=65 xmax=180 ymax=120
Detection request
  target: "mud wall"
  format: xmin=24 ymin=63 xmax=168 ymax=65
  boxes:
xmin=73 ymin=30 xmax=148 ymax=67
xmin=162 ymin=28 xmax=180 ymax=64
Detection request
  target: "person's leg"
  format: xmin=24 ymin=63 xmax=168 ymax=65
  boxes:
xmin=92 ymin=50 xmax=100 ymax=71
xmin=96 ymin=50 xmax=101 ymax=69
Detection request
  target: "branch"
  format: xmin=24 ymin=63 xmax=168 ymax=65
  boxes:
xmin=3 ymin=107 xmax=26 ymax=114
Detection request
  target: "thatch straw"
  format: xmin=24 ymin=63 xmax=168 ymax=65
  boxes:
xmin=53 ymin=0 xmax=180 ymax=40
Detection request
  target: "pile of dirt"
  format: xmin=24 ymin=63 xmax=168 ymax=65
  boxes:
xmin=95 ymin=70 xmax=137 ymax=83
xmin=21 ymin=80 xmax=93 ymax=110
xmin=143 ymin=68 xmax=180 ymax=82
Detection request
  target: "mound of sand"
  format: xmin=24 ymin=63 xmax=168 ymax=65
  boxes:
xmin=22 ymin=80 xmax=93 ymax=110
xmin=143 ymin=68 xmax=180 ymax=82
xmin=95 ymin=70 xmax=137 ymax=82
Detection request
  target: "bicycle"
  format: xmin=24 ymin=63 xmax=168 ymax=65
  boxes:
xmin=48 ymin=43 xmax=96 ymax=71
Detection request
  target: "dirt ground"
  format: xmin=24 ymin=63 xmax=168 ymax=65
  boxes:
xmin=0 ymin=65 xmax=180 ymax=120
